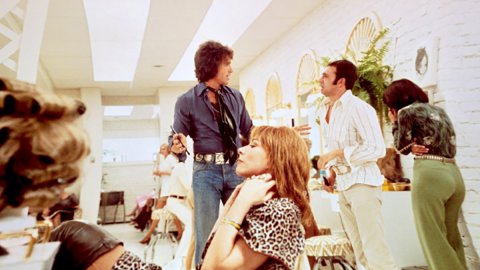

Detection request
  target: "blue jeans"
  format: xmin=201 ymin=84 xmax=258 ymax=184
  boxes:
xmin=192 ymin=161 xmax=244 ymax=265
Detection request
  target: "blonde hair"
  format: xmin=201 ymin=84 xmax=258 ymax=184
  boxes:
xmin=160 ymin=143 xmax=170 ymax=154
xmin=250 ymin=126 xmax=313 ymax=226
xmin=0 ymin=77 xmax=90 ymax=213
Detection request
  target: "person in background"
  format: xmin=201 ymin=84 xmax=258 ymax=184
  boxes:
xmin=139 ymin=197 xmax=183 ymax=243
xmin=40 ymin=184 xmax=79 ymax=228
xmin=154 ymin=144 xmax=178 ymax=198
xmin=131 ymin=197 xmax=154 ymax=232
xmin=138 ymin=197 xmax=183 ymax=244
xmin=184 ymin=190 xmax=195 ymax=270
xmin=316 ymin=60 xmax=397 ymax=270
xmin=199 ymin=126 xmax=313 ymax=269
xmin=170 ymin=40 xmax=253 ymax=264
xmin=310 ymin=155 xmax=321 ymax=179
xmin=163 ymin=159 xmax=193 ymax=270
xmin=383 ymin=79 xmax=467 ymax=270
xmin=126 ymin=191 xmax=156 ymax=220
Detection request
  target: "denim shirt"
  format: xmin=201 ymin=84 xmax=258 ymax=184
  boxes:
xmin=171 ymin=82 xmax=252 ymax=156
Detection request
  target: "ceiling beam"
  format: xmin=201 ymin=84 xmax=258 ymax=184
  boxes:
xmin=0 ymin=0 xmax=20 ymax=18
xmin=17 ymin=0 xmax=50 ymax=83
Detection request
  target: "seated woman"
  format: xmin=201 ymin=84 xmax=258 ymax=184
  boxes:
xmin=163 ymin=160 xmax=193 ymax=270
xmin=127 ymin=191 xmax=156 ymax=218
xmin=199 ymin=126 xmax=314 ymax=270
xmin=139 ymin=197 xmax=182 ymax=244
xmin=131 ymin=197 xmax=154 ymax=231
xmin=50 ymin=220 xmax=162 ymax=270
xmin=40 ymin=183 xmax=79 ymax=227
xmin=140 ymin=158 xmax=191 ymax=249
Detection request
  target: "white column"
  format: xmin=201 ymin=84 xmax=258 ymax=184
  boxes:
xmin=79 ymin=88 xmax=103 ymax=223
xmin=157 ymin=88 xmax=181 ymax=143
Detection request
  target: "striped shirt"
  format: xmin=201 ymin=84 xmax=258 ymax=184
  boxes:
xmin=318 ymin=90 xmax=386 ymax=191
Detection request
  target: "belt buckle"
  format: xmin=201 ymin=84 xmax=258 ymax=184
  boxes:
xmin=215 ymin=153 xmax=225 ymax=165
xmin=204 ymin=154 xmax=213 ymax=163
xmin=195 ymin=154 xmax=203 ymax=162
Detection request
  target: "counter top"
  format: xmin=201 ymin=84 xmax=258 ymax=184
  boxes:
xmin=0 ymin=242 xmax=59 ymax=270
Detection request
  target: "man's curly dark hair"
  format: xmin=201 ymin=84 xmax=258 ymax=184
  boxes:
xmin=194 ymin=40 xmax=233 ymax=82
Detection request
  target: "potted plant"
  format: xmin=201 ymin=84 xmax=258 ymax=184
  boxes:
xmin=351 ymin=28 xmax=393 ymax=129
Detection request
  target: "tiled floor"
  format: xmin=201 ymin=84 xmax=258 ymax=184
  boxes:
xmin=101 ymin=223 xmax=145 ymax=257
xmin=101 ymin=222 xmax=183 ymax=267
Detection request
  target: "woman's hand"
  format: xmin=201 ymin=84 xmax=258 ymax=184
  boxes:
xmin=139 ymin=236 xmax=150 ymax=244
xmin=322 ymin=169 xmax=336 ymax=193
xmin=236 ymin=174 xmax=276 ymax=208
xmin=388 ymin=108 xmax=397 ymax=123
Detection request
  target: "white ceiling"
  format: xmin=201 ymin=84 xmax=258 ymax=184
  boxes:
xmin=1 ymin=0 xmax=324 ymax=96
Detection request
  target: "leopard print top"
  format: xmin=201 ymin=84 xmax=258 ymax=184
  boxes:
xmin=198 ymin=198 xmax=305 ymax=269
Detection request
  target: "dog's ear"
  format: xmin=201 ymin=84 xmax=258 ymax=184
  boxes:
xmin=377 ymin=148 xmax=403 ymax=181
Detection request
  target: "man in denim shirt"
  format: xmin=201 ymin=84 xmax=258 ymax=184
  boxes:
xmin=170 ymin=40 xmax=253 ymax=265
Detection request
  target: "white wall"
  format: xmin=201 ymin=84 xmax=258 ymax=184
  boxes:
xmin=239 ymin=0 xmax=480 ymax=267
xmin=157 ymin=87 xmax=187 ymax=142
xmin=97 ymin=86 xmax=190 ymax=221
xmin=102 ymin=162 xmax=157 ymax=218
xmin=55 ymin=85 xmax=188 ymax=221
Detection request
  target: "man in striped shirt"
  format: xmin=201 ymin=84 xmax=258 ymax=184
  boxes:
xmin=317 ymin=60 xmax=398 ymax=270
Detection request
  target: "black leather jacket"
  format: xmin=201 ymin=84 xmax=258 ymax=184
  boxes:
xmin=50 ymin=220 xmax=122 ymax=270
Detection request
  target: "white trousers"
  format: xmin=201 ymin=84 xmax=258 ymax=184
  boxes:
xmin=163 ymin=198 xmax=192 ymax=270
xmin=338 ymin=184 xmax=398 ymax=270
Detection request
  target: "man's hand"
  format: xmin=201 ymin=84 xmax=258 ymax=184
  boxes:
xmin=171 ymin=133 xmax=187 ymax=154
xmin=153 ymin=170 xmax=167 ymax=176
xmin=316 ymin=150 xmax=341 ymax=170
xmin=411 ymin=139 xmax=429 ymax=156
xmin=293 ymin=124 xmax=311 ymax=136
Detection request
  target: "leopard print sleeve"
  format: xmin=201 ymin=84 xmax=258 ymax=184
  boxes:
xmin=238 ymin=198 xmax=305 ymax=269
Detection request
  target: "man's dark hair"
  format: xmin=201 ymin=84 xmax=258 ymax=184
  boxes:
xmin=383 ymin=79 xmax=429 ymax=111
xmin=328 ymin=60 xmax=358 ymax=90
xmin=194 ymin=41 xmax=233 ymax=82
xmin=311 ymin=155 xmax=320 ymax=171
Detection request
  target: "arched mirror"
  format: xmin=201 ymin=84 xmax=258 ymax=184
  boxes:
xmin=295 ymin=50 xmax=324 ymax=156
xmin=296 ymin=50 xmax=321 ymax=126
xmin=244 ymin=88 xmax=264 ymax=125
xmin=244 ymin=88 xmax=256 ymax=116
xmin=345 ymin=14 xmax=383 ymax=63
xmin=265 ymin=73 xmax=287 ymax=126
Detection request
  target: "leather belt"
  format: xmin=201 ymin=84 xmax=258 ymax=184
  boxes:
xmin=414 ymin=154 xmax=455 ymax=164
xmin=168 ymin=195 xmax=186 ymax=200
xmin=194 ymin=152 xmax=227 ymax=165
